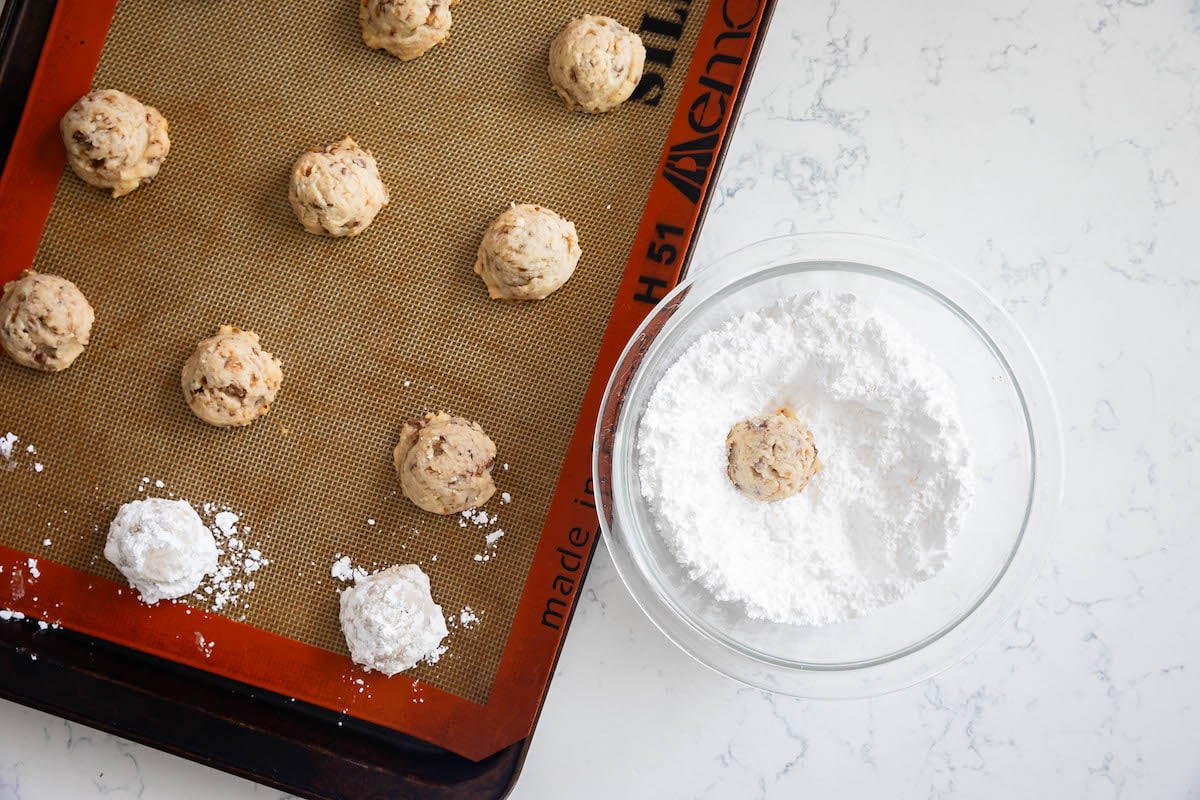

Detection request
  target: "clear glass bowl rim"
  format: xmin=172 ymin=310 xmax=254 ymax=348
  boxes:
xmin=592 ymin=232 xmax=1064 ymax=699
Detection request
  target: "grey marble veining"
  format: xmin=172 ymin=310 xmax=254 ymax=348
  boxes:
xmin=3 ymin=0 xmax=1199 ymax=797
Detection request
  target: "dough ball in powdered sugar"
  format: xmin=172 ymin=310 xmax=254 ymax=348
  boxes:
xmin=59 ymin=88 xmax=170 ymax=198
xmin=726 ymin=408 xmax=820 ymax=502
xmin=548 ymin=15 xmax=646 ymax=113
xmin=394 ymin=411 xmax=497 ymax=514
xmin=474 ymin=203 xmax=581 ymax=301
xmin=181 ymin=325 xmax=283 ymax=427
xmin=0 ymin=270 xmax=94 ymax=372
xmin=339 ymin=565 xmax=449 ymax=675
xmin=288 ymin=137 xmax=388 ymax=237
xmin=359 ymin=0 xmax=456 ymax=62
xmin=104 ymin=498 xmax=218 ymax=604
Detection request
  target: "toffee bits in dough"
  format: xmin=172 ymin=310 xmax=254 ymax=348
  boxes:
xmin=726 ymin=408 xmax=820 ymax=503
xmin=181 ymin=325 xmax=283 ymax=427
xmin=288 ymin=137 xmax=389 ymax=237
xmin=339 ymin=564 xmax=449 ymax=676
xmin=474 ymin=203 xmax=582 ymax=301
xmin=393 ymin=412 xmax=497 ymax=514
xmin=548 ymin=15 xmax=646 ymax=113
xmin=360 ymin=0 xmax=455 ymax=62
xmin=0 ymin=270 xmax=94 ymax=373
xmin=104 ymin=498 xmax=219 ymax=605
xmin=59 ymin=88 xmax=170 ymax=198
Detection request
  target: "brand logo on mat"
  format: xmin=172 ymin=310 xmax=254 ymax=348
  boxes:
xmin=658 ymin=0 xmax=761 ymax=204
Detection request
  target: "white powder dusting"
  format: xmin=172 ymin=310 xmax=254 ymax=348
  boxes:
xmin=26 ymin=559 xmax=39 ymax=579
xmin=180 ymin=502 xmax=271 ymax=615
xmin=0 ymin=610 xmax=26 ymax=621
xmin=33 ymin=463 xmax=43 ymax=473
xmin=485 ymin=530 xmax=504 ymax=546
xmin=195 ymin=632 xmax=215 ymax=658
xmin=0 ymin=433 xmax=17 ymax=461
xmin=500 ymin=492 xmax=512 ymax=504
xmin=458 ymin=607 xmax=479 ymax=628
xmin=331 ymin=555 xmax=368 ymax=582
xmin=637 ymin=292 xmax=974 ymax=627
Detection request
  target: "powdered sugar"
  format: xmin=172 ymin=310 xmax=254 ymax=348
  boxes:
xmin=637 ymin=292 xmax=974 ymax=626
xmin=331 ymin=555 xmax=368 ymax=583
xmin=203 ymin=509 xmax=270 ymax=614
xmin=1 ymin=432 xmax=42 ymax=474
xmin=0 ymin=433 xmax=17 ymax=461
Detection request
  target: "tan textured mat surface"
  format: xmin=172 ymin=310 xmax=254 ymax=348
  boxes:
xmin=1 ymin=0 xmax=704 ymax=705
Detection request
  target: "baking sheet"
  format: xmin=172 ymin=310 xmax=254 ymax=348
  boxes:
xmin=0 ymin=0 xmax=776 ymax=760
xmin=2 ymin=0 xmax=703 ymax=705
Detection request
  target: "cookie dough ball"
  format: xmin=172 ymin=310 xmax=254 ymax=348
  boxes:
xmin=0 ymin=270 xmax=94 ymax=372
xmin=288 ymin=137 xmax=389 ymax=237
xmin=340 ymin=564 xmax=449 ymax=675
xmin=393 ymin=411 xmax=497 ymax=514
xmin=104 ymin=498 xmax=219 ymax=604
xmin=726 ymin=409 xmax=820 ymax=502
xmin=474 ymin=203 xmax=582 ymax=301
xmin=548 ymin=15 xmax=646 ymax=113
xmin=360 ymin=0 xmax=454 ymax=61
xmin=59 ymin=88 xmax=170 ymax=198
xmin=181 ymin=325 xmax=284 ymax=427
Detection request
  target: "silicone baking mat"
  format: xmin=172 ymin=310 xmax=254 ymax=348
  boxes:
xmin=0 ymin=0 xmax=772 ymax=760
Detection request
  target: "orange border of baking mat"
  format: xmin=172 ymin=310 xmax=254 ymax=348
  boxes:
xmin=0 ymin=0 xmax=775 ymax=761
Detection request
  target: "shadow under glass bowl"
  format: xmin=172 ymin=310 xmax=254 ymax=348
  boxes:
xmin=594 ymin=233 xmax=1063 ymax=698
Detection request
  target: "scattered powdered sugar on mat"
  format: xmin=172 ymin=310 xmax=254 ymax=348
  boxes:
xmin=458 ymin=504 xmax=507 ymax=562
xmin=637 ymin=291 xmax=975 ymax=627
xmin=201 ymin=506 xmax=270 ymax=615
xmin=1 ymin=432 xmax=43 ymax=474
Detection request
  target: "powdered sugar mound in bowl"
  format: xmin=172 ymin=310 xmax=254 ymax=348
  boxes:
xmin=636 ymin=291 xmax=974 ymax=626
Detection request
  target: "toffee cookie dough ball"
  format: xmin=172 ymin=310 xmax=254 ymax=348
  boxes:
xmin=474 ymin=203 xmax=581 ymax=301
xmin=59 ymin=88 xmax=170 ymax=198
xmin=0 ymin=270 xmax=94 ymax=372
xmin=360 ymin=0 xmax=455 ymax=62
xmin=181 ymin=325 xmax=283 ymax=427
xmin=726 ymin=408 xmax=820 ymax=503
xmin=548 ymin=15 xmax=646 ymax=113
xmin=393 ymin=411 xmax=497 ymax=514
xmin=339 ymin=564 xmax=449 ymax=675
xmin=288 ymin=137 xmax=389 ymax=237
xmin=104 ymin=498 xmax=219 ymax=604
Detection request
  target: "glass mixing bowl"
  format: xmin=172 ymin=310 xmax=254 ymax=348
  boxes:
xmin=594 ymin=233 xmax=1062 ymax=698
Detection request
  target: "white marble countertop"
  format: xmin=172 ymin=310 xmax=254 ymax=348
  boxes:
xmin=4 ymin=0 xmax=1199 ymax=797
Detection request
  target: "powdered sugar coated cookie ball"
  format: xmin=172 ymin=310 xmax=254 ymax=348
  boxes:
xmin=104 ymin=498 xmax=218 ymax=604
xmin=393 ymin=411 xmax=497 ymax=514
xmin=289 ymin=137 xmax=388 ymax=237
xmin=474 ymin=203 xmax=581 ymax=301
xmin=339 ymin=565 xmax=449 ymax=675
xmin=0 ymin=270 xmax=94 ymax=372
xmin=548 ymin=15 xmax=645 ymax=113
xmin=181 ymin=325 xmax=283 ymax=427
xmin=360 ymin=0 xmax=454 ymax=62
xmin=59 ymin=88 xmax=170 ymax=198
